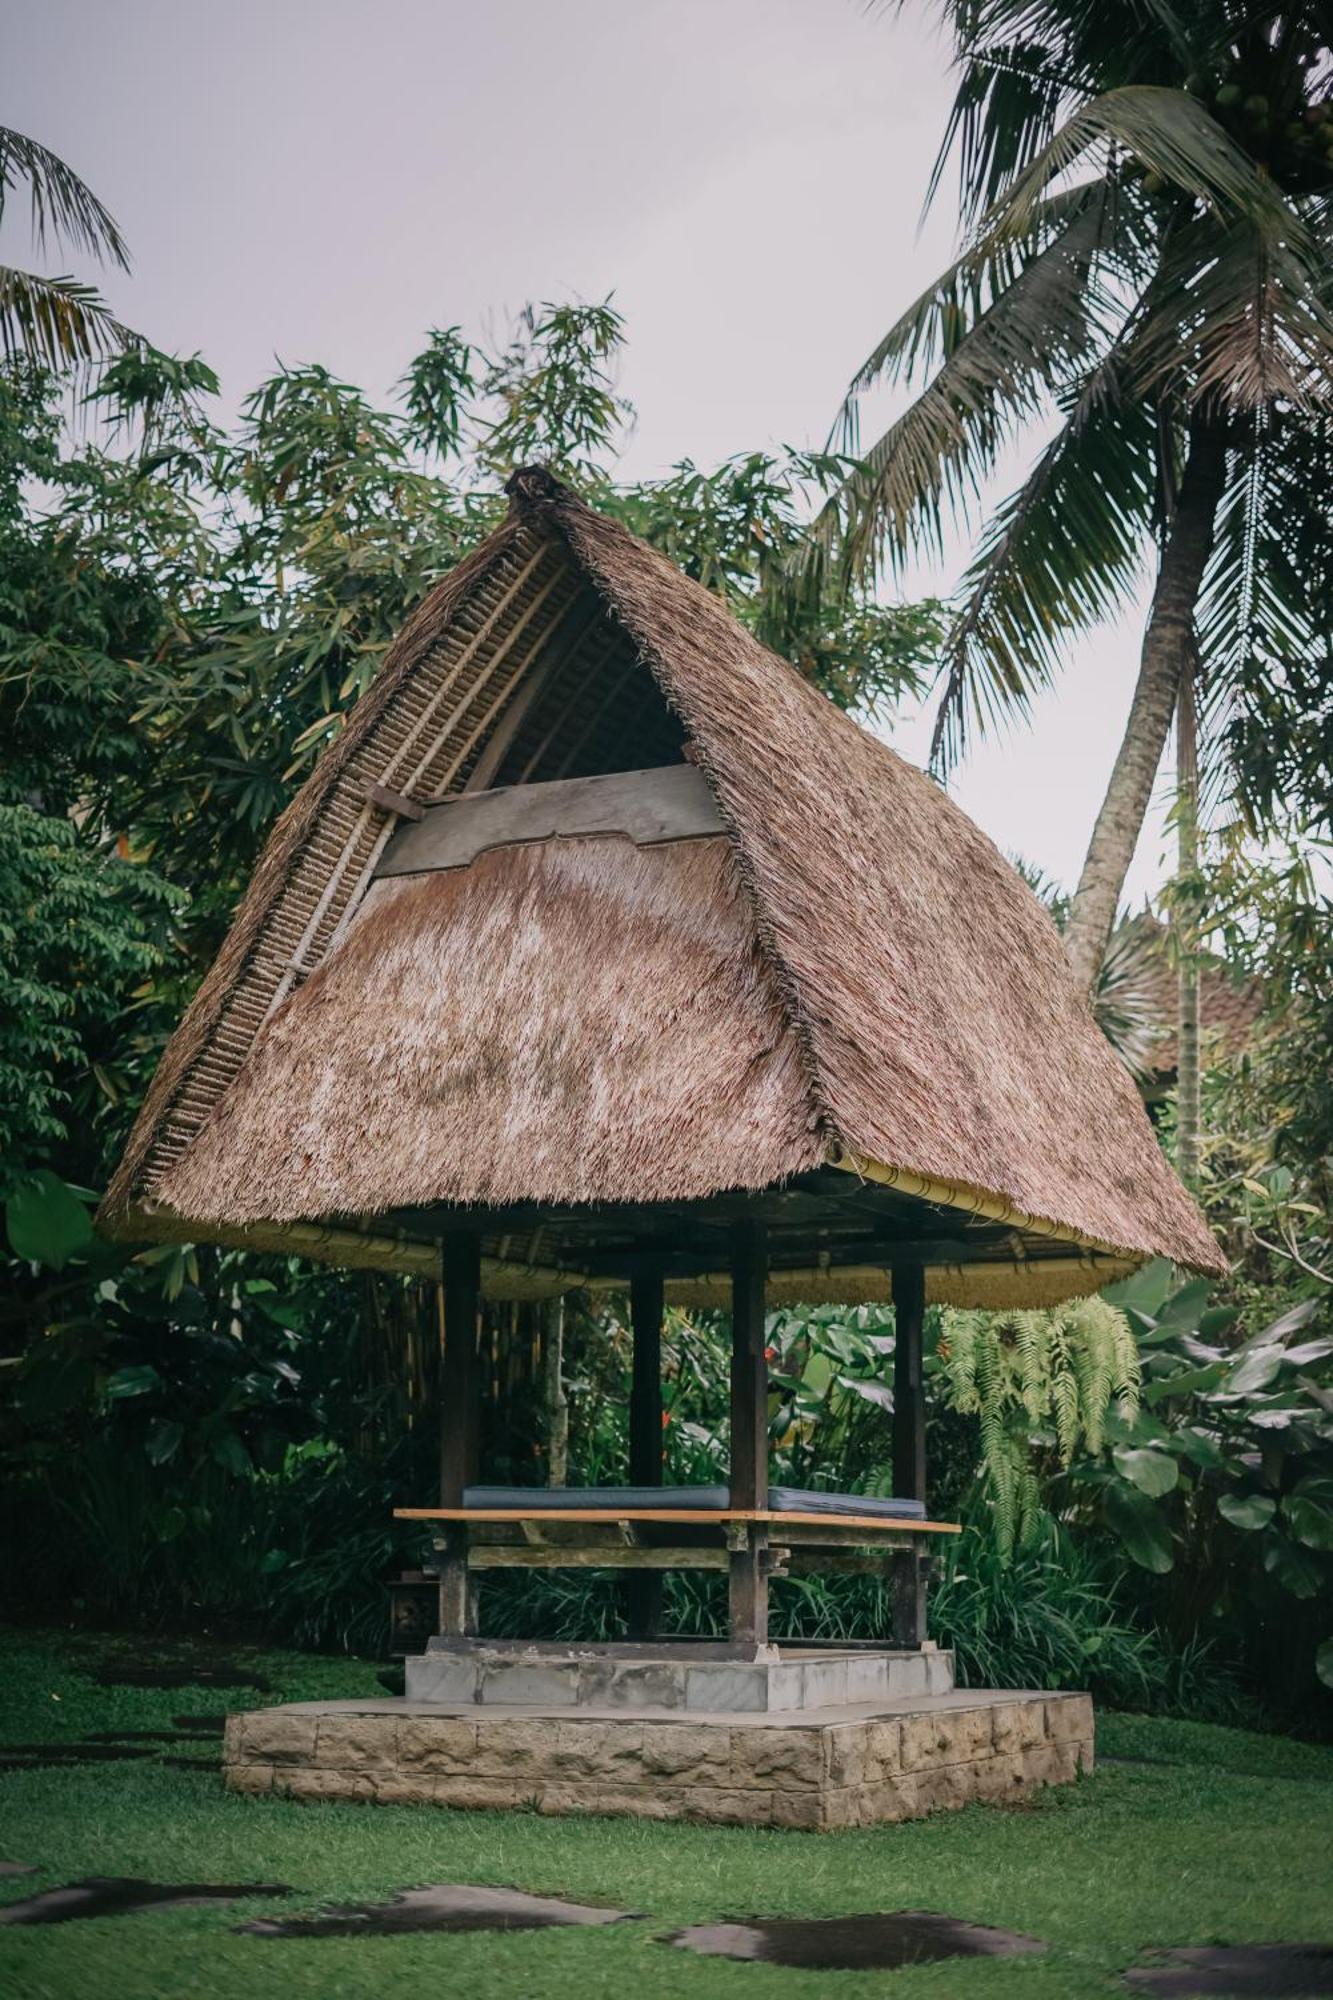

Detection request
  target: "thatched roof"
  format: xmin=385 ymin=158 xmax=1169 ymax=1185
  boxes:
xmin=99 ymin=467 xmax=1222 ymax=1306
xmin=1136 ymin=921 xmax=1265 ymax=1079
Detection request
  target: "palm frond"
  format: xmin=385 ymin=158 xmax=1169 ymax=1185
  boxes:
xmin=984 ymin=87 xmax=1310 ymax=249
xmin=1130 ymin=213 xmax=1333 ymax=415
xmin=0 ymin=266 xmax=135 ymax=370
xmin=822 ymin=192 xmax=1121 ymax=582
xmin=1197 ymin=409 xmax=1333 ymax=805
xmin=925 ymin=6 xmax=1229 ymax=222
xmin=1091 ymin=911 xmax=1167 ymax=1085
xmin=835 ymin=179 xmax=1105 ymax=452
xmin=928 ymin=351 xmax=1157 ymax=770
xmin=929 ymin=31 xmax=1075 ymax=222
xmin=0 ymin=127 xmax=129 ymax=269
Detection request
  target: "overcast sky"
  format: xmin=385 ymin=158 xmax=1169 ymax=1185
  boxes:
xmin=7 ymin=0 xmax=1176 ymax=904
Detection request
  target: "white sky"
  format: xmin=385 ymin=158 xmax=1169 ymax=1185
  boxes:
xmin=6 ymin=0 xmax=1177 ymax=904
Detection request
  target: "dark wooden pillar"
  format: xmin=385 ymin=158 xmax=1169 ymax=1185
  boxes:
xmin=728 ymin=1220 xmax=770 ymax=1649
xmin=890 ymin=1261 xmax=928 ymax=1648
xmin=438 ymin=1232 xmax=481 ymax=1638
xmin=627 ymin=1264 xmax=665 ymax=1638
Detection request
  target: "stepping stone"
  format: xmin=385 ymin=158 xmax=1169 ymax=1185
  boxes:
xmin=1125 ymin=1945 xmax=1333 ymax=1996
xmin=240 ymin=1884 xmax=635 ymax=1937
xmin=0 ymin=1862 xmax=36 ymax=1878
xmin=670 ymin=1910 xmax=1046 ymax=1971
xmin=0 ymin=1879 xmax=291 ymax=1926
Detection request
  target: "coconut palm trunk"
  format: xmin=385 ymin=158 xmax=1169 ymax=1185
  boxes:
xmin=1063 ymin=418 xmax=1228 ymax=994
xmin=1174 ymin=658 xmax=1202 ymax=1188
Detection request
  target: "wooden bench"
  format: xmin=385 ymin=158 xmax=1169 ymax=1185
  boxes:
xmin=394 ymin=1506 xmax=961 ymax=1645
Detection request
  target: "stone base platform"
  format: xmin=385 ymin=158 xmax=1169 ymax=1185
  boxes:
xmin=224 ymin=1685 xmax=1093 ymax=1830
xmin=406 ymin=1639 xmax=957 ymax=1711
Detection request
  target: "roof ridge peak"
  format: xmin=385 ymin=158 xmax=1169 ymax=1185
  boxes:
xmin=505 ymin=463 xmax=575 ymax=515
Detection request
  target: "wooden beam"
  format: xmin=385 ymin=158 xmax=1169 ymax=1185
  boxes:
xmin=729 ymin=1220 xmax=770 ymax=1646
xmin=629 ymin=1267 xmax=665 ymax=1487
xmin=627 ymin=1263 xmax=666 ymax=1639
xmin=365 ymin=782 xmax=425 ymax=821
xmin=891 ymin=1261 xmax=927 ymax=1503
xmin=468 ymin=1545 xmax=729 ymax=1571
xmin=891 ymin=1261 xmax=928 ymax=1647
xmin=375 ymin=764 xmax=722 ymax=881
xmin=438 ymin=1232 xmax=481 ymax=1638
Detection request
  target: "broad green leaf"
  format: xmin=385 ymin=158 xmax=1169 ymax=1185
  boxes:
xmin=1284 ymin=1491 xmax=1333 ymax=1552
xmin=1104 ymin=1486 xmax=1175 ymax=1573
xmin=1317 ymin=1639 xmax=1333 ymax=1691
xmin=145 ymin=1418 xmax=183 ymax=1464
xmin=210 ymin=1428 xmax=252 ymax=1477
xmin=105 ymin=1363 xmax=161 ymax=1400
xmin=1102 ymin=1257 xmax=1173 ymax=1315
xmin=5 ymin=1172 xmax=93 ymax=1271
xmin=1264 ymin=1537 xmax=1324 ymax=1598
xmin=1174 ymin=1428 xmax=1225 ymax=1470
xmin=1143 ymin=1362 xmax=1226 ymax=1404
xmin=1255 ymin=1297 xmax=1322 ymax=1346
xmin=1217 ymin=1492 xmax=1275 ymax=1531
xmin=1155 ymin=1279 xmax=1214 ymax=1333
xmin=1282 ymin=1337 xmax=1333 ymax=1369
xmin=1113 ymin=1446 xmax=1178 ymax=1497
xmin=838 ymin=1376 xmax=895 ymax=1411
xmin=1225 ymin=1347 xmax=1283 ymax=1395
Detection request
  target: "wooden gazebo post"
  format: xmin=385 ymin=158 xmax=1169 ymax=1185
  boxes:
xmin=890 ymin=1261 xmax=928 ymax=1648
xmin=728 ymin=1219 xmax=769 ymax=1649
xmin=438 ymin=1231 xmax=481 ymax=1639
xmin=627 ymin=1262 xmax=665 ymax=1638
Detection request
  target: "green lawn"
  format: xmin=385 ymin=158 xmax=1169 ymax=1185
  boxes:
xmin=1 ymin=1626 xmax=1330 ymax=2000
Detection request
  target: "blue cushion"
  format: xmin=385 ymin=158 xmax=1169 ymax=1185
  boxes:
xmin=768 ymin=1486 xmax=926 ymax=1520
xmin=462 ymin=1484 xmax=730 ymax=1512
xmin=461 ymin=1484 xmax=926 ymax=1519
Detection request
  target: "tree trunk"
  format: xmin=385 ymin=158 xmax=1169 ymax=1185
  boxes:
xmin=1174 ymin=656 xmax=1202 ymax=1189
xmin=1064 ymin=418 xmax=1227 ymax=994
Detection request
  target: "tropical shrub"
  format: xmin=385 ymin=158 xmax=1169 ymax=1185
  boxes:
xmin=936 ymin=1298 xmax=1140 ymax=1555
xmin=1075 ymin=1260 xmax=1333 ymax=1713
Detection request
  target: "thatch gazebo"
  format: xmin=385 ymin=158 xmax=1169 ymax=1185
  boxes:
xmin=100 ymin=467 xmax=1220 ymax=1826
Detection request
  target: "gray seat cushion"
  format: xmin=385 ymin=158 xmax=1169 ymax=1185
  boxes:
xmin=462 ymin=1485 xmax=730 ymax=1512
xmin=768 ymin=1486 xmax=927 ymax=1520
xmin=462 ymin=1484 xmax=926 ymax=1519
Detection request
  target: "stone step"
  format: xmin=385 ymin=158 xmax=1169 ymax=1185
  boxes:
xmin=404 ymin=1644 xmax=955 ymax=1712
xmin=224 ymin=1686 xmax=1094 ymax=1829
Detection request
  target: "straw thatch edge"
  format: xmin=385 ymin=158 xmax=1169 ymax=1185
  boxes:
xmin=98 ymin=517 xmax=530 ymax=1236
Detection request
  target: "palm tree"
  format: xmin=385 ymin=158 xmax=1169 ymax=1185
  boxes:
xmin=0 ymin=128 xmax=134 ymax=368
xmin=822 ymin=6 xmax=1333 ymax=1069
